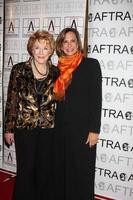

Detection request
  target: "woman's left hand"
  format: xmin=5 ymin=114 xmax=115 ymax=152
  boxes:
xmin=85 ymin=132 xmax=99 ymax=147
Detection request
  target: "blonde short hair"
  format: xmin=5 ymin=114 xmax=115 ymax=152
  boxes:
xmin=27 ymin=30 xmax=55 ymax=56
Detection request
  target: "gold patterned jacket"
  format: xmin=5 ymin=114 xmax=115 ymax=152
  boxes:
xmin=4 ymin=58 xmax=59 ymax=133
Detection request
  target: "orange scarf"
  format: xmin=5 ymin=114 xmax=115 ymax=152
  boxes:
xmin=53 ymin=51 xmax=84 ymax=100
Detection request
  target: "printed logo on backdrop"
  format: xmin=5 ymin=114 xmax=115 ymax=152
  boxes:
xmin=103 ymin=92 xmax=133 ymax=104
xmin=8 ymin=152 xmax=13 ymax=163
xmin=95 ymin=165 xmax=133 ymax=197
xmin=102 ymin=92 xmax=133 ymax=105
xmin=4 ymin=53 xmax=19 ymax=70
xmin=96 ymin=152 xmax=133 ymax=168
xmin=64 ymin=17 xmax=84 ymax=36
xmin=22 ymin=18 xmax=40 ymax=37
xmin=88 ymin=44 xmax=133 ymax=54
xmin=95 ymin=181 xmax=133 ymax=198
xmin=95 ymin=173 xmax=133 ymax=198
xmin=96 ymin=167 xmax=133 ymax=182
xmin=4 ymin=151 xmax=16 ymax=166
xmin=5 ymin=151 xmax=13 ymax=165
xmin=100 ymin=60 xmax=133 ymax=71
xmin=43 ymin=17 xmax=61 ymax=36
xmin=88 ymin=11 xmax=132 ymax=22
xmin=98 ymin=138 xmax=133 ymax=152
xmin=5 ymin=19 xmax=20 ymax=37
xmin=88 ymin=27 xmax=133 ymax=38
xmin=102 ymin=77 xmax=133 ymax=88
xmin=102 ymin=108 xmax=133 ymax=120
xmin=101 ymin=123 xmax=133 ymax=136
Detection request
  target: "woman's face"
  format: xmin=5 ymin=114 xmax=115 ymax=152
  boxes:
xmin=61 ymin=31 xmax=79 ymax=56
xmin=32 ymin=39 xmax=52 ymax=65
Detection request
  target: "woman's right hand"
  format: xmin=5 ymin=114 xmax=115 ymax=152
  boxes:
xmin=4 ymin=133 xmax=14 ymax=145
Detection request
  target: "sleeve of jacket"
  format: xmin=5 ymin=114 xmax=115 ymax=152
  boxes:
xmin=88 ymin=58 xmax=102 ymax=134
xmin=4 ymin=65 xmax=19 ymax=134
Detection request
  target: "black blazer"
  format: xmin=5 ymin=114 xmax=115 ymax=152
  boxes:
xmin=56 ymin=57 xmax=102 ymax=134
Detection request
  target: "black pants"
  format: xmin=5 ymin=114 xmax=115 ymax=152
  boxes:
xmin=54 ymin=123 xmax=96 ymax=200
xmin=13 ymin=127 xmax=55 ymax=200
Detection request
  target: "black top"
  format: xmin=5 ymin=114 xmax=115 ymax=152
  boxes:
xmin=55 ymin=57 xmax=102 ymax=133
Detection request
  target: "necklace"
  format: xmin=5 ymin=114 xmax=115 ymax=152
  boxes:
xmin=33 ymin=59 xmax=49 ymax=77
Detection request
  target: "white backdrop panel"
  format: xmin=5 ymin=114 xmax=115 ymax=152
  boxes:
xmin=3 ymin=0 xmax=87 ymax=172
xmin=88 ymin=1 xmax=133 ymax=200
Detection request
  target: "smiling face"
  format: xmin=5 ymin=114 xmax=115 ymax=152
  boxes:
xmin=32 ymin=39 xmax=52 ymax=65
xmin=61 ymin=31 xmax=79 ymax=56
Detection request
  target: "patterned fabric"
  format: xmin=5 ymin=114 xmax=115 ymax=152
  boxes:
xmin=53 ymin=52 xmax=84 ymax=100
xmin=4 ymin=58 xmax=59 ymax=133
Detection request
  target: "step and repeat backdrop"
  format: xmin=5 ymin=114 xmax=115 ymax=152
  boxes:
xmin=2 ymin=0 xmax=87 ymax=171
xmin=88 ymin=1 xmax=133 ymax=200
xmin=1 ymin=0 xmax=133 ymax=199
xmin=0 ymin=0 xmax=4 ymax=169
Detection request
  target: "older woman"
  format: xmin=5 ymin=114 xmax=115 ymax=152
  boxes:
xmin=4 ymin=30 xmax=59 ymax=200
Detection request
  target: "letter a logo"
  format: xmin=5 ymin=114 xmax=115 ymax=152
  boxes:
xmin=8 ymin=56 xmax=13 ymax=67
xmin=48 ymin=20 xmax=55 ymax=32
xmin=71 ymin=19 xmax=77 ymax=29
xmin=7 ymin=152 xmax=13 ymax=163
xmin=8 ymin=21 xmax=14 ymax=33
xmin=28 ymin=21 xmax=34 ymax=33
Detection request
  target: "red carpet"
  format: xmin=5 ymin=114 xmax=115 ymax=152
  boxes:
xmin=95 ymin=194 xmax=115 ymax=200
xmin=0 ymin=169 xmax=16 ymax=200
xmin=0 ymin=169 xmax=114 ymax=200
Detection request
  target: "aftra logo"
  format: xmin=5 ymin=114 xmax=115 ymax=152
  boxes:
xmin=102 ymin=77 xmax=133 ymax=88
xmin=101 ymin=123 xmax=133 ymax=136
xmin=88 ymin=11 xmax=132 ymax=22
xmin=88 ymin=27 xmax=133 ymax=38
xmin=102 ymin=108 xmax=133 ymax=120
xmin=88 ymin=44 xmax=133 ymax=54
xmin=95 ymin=167 xmax=133 ymax=182
xmin=99 ymin=138 xmax=133 ymax=151
xmin=103 ymin=93 xmax=133 ymax=103
xmin=100 ymin=59 xmax=133 ymax=71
